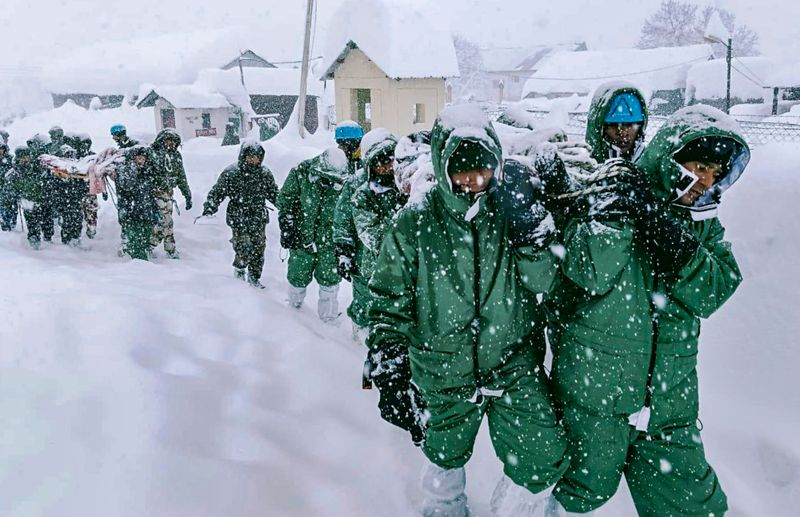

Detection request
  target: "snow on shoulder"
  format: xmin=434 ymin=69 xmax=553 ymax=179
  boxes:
xmin=668 ymin=104 xmax=744 ymax=136
xmin=322 ymin=146 xmax=348 ymax=171
xmin=321 ymin=0 xmax=458 ymax=80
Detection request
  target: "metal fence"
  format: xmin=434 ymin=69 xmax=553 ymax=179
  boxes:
xmin=494 ymin=108 xmax=800 ymax=146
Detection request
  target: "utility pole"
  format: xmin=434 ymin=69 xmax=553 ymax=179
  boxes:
xmin=298 ymin=0 xmax=314 ymax=138
xmin=725 ymin=37 xmax=732 ymax=114
xmin=238 ymin=53 xmax=245 ymax=88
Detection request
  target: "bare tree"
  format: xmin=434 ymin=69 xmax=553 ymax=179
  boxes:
xmin=449 ymin=35 xmax=492 ymax=102
xmin=637 ymin=0 xmax=699 ymax=49
xmin=637 ymin=1 xmax=759 ymax=57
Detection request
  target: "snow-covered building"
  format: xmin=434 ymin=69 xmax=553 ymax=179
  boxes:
xmin=135 ymin=84 xmax=247 ymax=140
xmin=522 ymin=44 xmax=715 ymax=115
xmin=197 ymin=68 xmax=322 ymax=134
xmin=320 ymin=0 xmax=459 ymax=137
xmin=42 ymin=27 xmax=301 ymax=109
xmin=763 ymin=64 xmax=800 ymax=115
xmin=685 ymin=57 xmax=771 ymax=112
xmin=136 ymin=66 xmax=322 ymax=141
xmin=479 ymin=43 xmax=587 ymax=103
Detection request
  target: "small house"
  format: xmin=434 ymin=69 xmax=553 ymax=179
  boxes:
xmin=522 ymin=44 xmax=715 ymax=115
xmin=479 ymin=43 xmax=587 ymax=103
xmin=685 ymin=57 xmax=771 ymax=112
xmin=320 ymin=0 xmax=459 ymax=137
xmin=763 ymin=64 xmax=800 ymax=115
xmin=136 ymin=84 xmax=249 ymax=140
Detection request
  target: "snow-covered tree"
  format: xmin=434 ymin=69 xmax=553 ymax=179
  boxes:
xmin=637 ymin=0 xmax=759 ymax=57
xmin=448 ymin=34 xmax=492 ymax=103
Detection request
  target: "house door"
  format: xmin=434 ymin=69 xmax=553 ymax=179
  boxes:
xmin=161 ymin=109 xmax=176 ymax=129
xmin=351 ymin=88 xmax=372 ymax=132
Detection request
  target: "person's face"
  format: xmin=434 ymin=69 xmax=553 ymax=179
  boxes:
xmin=112 ymin=134 xmax=123 ymax=144
xmin=373 ymin=159 xmax=394 ymax=176
xmin=450 ymin=168 xmax=494 ymax=194
xmin=164 ymin=140 xmax=177 ymax=151
xmin=337 ymin=139 xmax=360 ymax=160
xmin=676 ymin=160 xmax=723 ymax=206
xmin=134 ymin=155 xmax=147 ymax=167
xmin=604 ymin=123 xmax=641 ymax=153
xmin=245 ymin=155 xmax=262 ymax=166
xmin=17 ymin=156 xmax=30 ymax=166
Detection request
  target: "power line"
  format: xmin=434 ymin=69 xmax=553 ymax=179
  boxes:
xmin=525 ymin=56 xmax=709 ymax=82
xmin=732 ymin=56 xmax=767 ymax=86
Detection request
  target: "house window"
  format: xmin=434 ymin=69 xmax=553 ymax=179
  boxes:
xmin=202 ymin=113 xmax=212 ymax=129
xmin=413 ymin=103 xmax=426 ymax=124
xmin=351 ymin=89 xmax=372 ymax=132
xmin=161 ymin=109 xmax=176 ymax=129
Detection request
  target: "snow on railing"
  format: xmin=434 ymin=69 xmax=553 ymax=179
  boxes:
xmin=487 ymin=106 xmax=800 ymax=146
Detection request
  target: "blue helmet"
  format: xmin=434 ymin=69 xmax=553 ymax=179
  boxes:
xmin=605 ymin=93 xmax=644 ymax=124
xmin=110 ymin=124 xmax=127 ymax=136
xmin=335 ymin=122 xmax=364 ymax=141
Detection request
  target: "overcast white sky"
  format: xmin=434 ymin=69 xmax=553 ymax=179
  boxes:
xmin=0 ymin=0 xmax=797 ymax=70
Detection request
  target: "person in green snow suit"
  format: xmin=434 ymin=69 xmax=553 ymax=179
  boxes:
xmin=26 ymin=133 xmax=56 ymax=242
xmin=113 ymin=146 xmax=157 ymax=260
xmin=351 ymin=129 xmax=405 ymax=283
xmin=331 ymin=122 xmax=368 ymax=338
xmin=585 ymin=82 xmax=649 ymax=163
xmin=202 ymin=140 xmax=279 ymax=289
xmin=366 ymin=105 xmax=569 ymax=516
xmin=149 ymin=129 xmax=192 ymax=259
xmin=277 ymin=147 xmax=349 ymax=322
xmin=548 ymin=105 xmax=749 ymax=516
xmin=4 ymin=147 xmax=48 ymax=248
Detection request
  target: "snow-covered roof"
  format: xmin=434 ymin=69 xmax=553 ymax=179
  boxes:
xmin=765 ymin=62 xmax=800 ymax=88
xmin=522 ymin=44 xmax=714 ymax=98
xmin=197 ymin=68 xmax=323 ymax=98
xmin=479 ymin=43 xmax=585 ymax=74
xmin=137 ymin=85 xmax=232 ymax=110
xmin=686 ymin=57 xmax=771 ymax=101
xmin=320 ymin=0 xmax=459 ymax=80
xmin=41 ymin=26 xmax=303 ymax=95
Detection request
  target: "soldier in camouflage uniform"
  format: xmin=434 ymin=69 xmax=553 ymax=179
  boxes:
xmin=149 ymin=129 xmax=192 ymax=258
xmin=0 ymin=142 xmax=16 ymax=231
xmin=72 ymin=133 xmax=100 ymax=239
xmin=114 ymin=146 xmax=157 ymax=260
xmin=277 ymin=147 xmax=348 ymax=322
xmin=202 ymin=140 xmax=278 ymax=289
xmin=4 ymin=147 xmax=48 ymax=248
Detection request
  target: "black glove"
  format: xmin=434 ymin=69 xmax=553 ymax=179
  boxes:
xmin=611 ymin=168 xmax=701 ymax=277
xmin=497 ymin=159 xmax=557 ymax=250
xmin=102 ymin=192 xmax=108 ymax=201
xmin=367 ymin=345 xmax=426 ymax=445
xmin=278 ymin=211 xmax=302 ymax=250
xmin=185 ymin=198 xmax=192 ymax=211
xmin=335 ymin=243 xmax=357 ymax=280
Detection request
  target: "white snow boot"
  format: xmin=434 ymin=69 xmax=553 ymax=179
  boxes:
xmin=318 ymin=284 xmax=340 ymax=323
xmin=420 ymin=463 xmax=468 ymax=517
xmin=352 ymin=323 xmax=369 ymax=346
xmin=288 ymin=285 xmax=307 ymax=309
xmin=542 ymin=495 xmax=593 ymax=517
xmin=490 ymin=475 xmax=554 ymax=517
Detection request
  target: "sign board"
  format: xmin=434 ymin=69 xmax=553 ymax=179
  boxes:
xmin=196 ymin=128 xmax=218 ymax=137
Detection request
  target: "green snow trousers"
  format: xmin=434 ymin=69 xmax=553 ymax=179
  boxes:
xmin=348 ymin=273 xmax=370 ymax=329
xmin=421 ymin=350 xmax=568 ymax=494
xmin=287 ymin=246 xmax=340 ymax=288
xmin=553 ymin=404 xmax=728 ymax=516
xmin=122 ymin=219 xmax=153 ymax=260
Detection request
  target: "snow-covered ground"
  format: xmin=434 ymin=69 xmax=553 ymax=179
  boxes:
xmin=0 ymin=106 xmax=797 ymax=516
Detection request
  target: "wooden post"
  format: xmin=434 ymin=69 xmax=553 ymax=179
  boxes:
xmin=297 ymin=0 xmax=314 ymax=138
xmin=773 ymin=87 xmax=780 ymax=115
